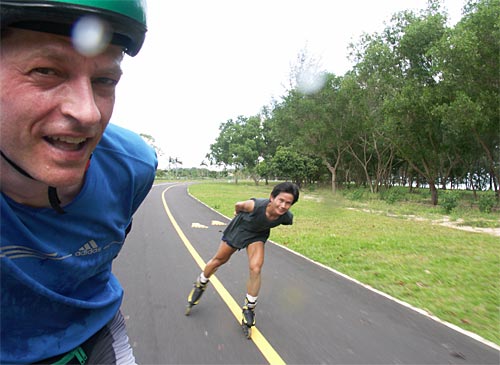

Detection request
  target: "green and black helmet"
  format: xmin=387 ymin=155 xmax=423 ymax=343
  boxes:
xmin=1 ymin=0 xmax=147 ymax=56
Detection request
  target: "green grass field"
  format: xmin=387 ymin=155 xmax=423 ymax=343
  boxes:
xmin=187 ymin=181 xmax=500 ymax=345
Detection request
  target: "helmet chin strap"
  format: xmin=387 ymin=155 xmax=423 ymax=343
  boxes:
xmin=0 ymin=150 xmax=89 ymax=215
xmin=47 ymin=186 xmax=65 ymax=214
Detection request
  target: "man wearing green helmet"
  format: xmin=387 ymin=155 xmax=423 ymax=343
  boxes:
xmin=0 ymin=1 xmax=157 ymax=364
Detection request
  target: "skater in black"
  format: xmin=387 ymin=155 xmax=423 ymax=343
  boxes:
xmin=186 ymin=182 xmax=299 ymax=337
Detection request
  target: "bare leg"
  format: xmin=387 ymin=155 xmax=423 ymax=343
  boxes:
xmin=186 ymin=241 xmax=237 ymax=315
xmin=203 ymin=241 xmax=237 ymax=278
xmin=245 ymin=241 xmax=265 ymax=297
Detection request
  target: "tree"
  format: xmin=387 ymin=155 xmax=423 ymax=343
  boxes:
xmin=270 ymin=73 xmax=350 ymax=193
xmin=378 ymin=4 xmax=450 ymax=204
xmin=207 ymin=115 xmax=266 ymax=184
xmin=350 ymin=29 xmax=402 ymax=191
xmin=270 ymin=146 xmax=319 ymax=186
xmin=433 ymin=0 xmax=500 ymax=195
xmin=205 ymin=0 xmax=498 ymax=197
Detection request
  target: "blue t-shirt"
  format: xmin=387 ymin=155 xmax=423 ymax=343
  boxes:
xmin=0 ymin=124 xmax=157 ymax=363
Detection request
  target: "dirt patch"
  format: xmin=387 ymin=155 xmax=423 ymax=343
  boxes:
xmin=302 ymin=194 xmax=324 ymax=203
xmin=437 ymin=217 xmax=500 ymax=237
xmin=346 ymin=208 xmax=500 ymax=237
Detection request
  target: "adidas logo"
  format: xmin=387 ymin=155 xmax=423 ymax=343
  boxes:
xmin=75 ymin=240 xmax=101 ymax=256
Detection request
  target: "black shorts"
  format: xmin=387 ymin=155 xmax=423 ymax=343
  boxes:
xmin=222 ymin=236 xmax=264 ymax=251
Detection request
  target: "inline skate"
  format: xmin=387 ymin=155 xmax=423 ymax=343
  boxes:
xmin=241 ymin=298 xmax=256 ymax=339
xmin=185 ymin=280 xmax=208 ymax=315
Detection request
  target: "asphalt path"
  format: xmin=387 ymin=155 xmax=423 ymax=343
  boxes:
xmin=114 ymin=183 xmax=499 ymax=364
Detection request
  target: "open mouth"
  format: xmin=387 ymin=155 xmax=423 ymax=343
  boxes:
xmin=44 ymin=136 xmax=88 ymax=151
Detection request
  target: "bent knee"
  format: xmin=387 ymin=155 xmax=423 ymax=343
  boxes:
xmin=249 ymin=263 xmax=263 ymax=275
xmin=213 ymin=256 xmax=230 ymax=266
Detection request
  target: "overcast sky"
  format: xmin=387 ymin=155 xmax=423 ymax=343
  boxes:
xmin=111 ymin=0 xmax=465 ymax=169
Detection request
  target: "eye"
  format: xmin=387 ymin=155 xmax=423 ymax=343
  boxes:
xmin=93 ymin=77 xmax=119 ymax=87
xmin=31 ymin=67 xmax=58 ymax=76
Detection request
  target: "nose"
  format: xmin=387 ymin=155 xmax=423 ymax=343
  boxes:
xmin=60 ymin=77 xmax=101 ymax=125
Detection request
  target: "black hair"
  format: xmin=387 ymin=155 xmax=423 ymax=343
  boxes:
xmin=271 ymin=182 xmax=299 ymax=205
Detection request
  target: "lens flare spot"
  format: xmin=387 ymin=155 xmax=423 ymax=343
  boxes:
xmin=296 ymin=69 xmax=327 ymax=95
xmin=72 ymin=16 xmax=112 ymax=57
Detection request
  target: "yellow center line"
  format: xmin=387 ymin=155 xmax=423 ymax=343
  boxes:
xmin=161 ymin=186 xmax=286 ymax=365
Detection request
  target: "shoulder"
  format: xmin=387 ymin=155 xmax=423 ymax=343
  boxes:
xmin=93 ymin=124 xmax=158 ymax=211
xmin=236 ymin=199 xmax=255 ymax=213
xmin=253 ymin=198 xmax=269 ymax=208
xmin=96 ymin=124 xmax=158 ymax=171
xmin=250 ymin=198 xmax=270 ymax=215
xmin=282 ymin=210 xmax=294 ymax=224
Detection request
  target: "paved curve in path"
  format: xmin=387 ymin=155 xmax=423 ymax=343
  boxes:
xmin=114 ymin=183 xmax=499 ymax=364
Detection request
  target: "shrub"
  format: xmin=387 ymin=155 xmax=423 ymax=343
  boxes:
xmin=478 ymin=193 xmax=496 ymax=213
xmin=345 ymin=188 xmax=365 ymax=201
xmin=441 ymin=191 xmax=461 ymax=213
xmin=382 ymin=188 xmax=405 ymax=204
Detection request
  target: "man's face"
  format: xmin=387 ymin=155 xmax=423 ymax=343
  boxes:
xmin=0 ymin=28 xmax=123 ymax=188
xmin=269 ymin=192 xmax=294 ymax=216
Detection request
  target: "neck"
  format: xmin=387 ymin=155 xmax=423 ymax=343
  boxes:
xmin=0 ymin=158 xmax=82 ymax=209
xmin=1 ymin=176 xmax=49 ymax=208
xmin=265 ymin=203 xmax=280 ymax=221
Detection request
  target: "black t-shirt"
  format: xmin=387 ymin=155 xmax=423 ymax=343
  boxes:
xmin=222 ymin=198 xmax=293 ymax=249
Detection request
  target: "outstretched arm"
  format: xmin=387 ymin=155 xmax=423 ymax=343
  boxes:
xmin=234 ymin=199 xmax=255 ymax=215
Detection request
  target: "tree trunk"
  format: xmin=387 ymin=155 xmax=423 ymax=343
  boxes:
xmin=469 ymin=173 xmax=477 ymax=200
xmin=429 ymin=181 xmax=438 ymax=205
xmin=252 ymin=174 xmax=259 ymax=186
xmin=474 ymin=129 xmax=500 ymax=196
xmin=323 ymin=159 xmax=338 ymax=194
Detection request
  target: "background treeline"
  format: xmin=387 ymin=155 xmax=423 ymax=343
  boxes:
xmin=204 ymin=0 xmax=499 ymax=205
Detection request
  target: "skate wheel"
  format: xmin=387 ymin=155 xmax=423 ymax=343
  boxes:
xmin=241 ymin=321 xmax=252 ymax=339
